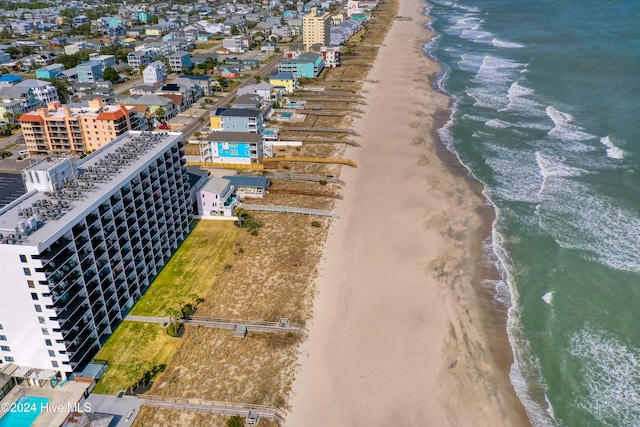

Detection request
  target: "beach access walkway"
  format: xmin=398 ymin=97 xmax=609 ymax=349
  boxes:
xmin=140 ymin=395 xmax=287 ymax=425
xmin=239 ymin=203 xmax=339 ymax=218
xmin=124 ymin=314 xmax=308 ymax=337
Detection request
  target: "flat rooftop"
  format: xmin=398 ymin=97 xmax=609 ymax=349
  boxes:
xmin=0 ymin=131 xmax=183 ymax=250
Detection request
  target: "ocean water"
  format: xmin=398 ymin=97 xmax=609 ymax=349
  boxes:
xmin=423 ymin=0 xmax=640 ymax=425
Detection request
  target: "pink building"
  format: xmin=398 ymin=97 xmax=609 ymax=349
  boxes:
xmin=196 ymin=177 xmax=239 ymax=217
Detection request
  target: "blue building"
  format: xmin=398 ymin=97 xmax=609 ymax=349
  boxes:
xmin=35 ymin=64 xmax=65 ymax=80
xmin=277 ymin=52 xmax=325 ymax=78
xmin=169 ymin=51 xmax=193 ymax=72
xmin=77 ymin=61 xmax=103 ymax=83
xmin=0 ymin=74 xmax=23 ymax=85
xmin=199 ymin=131 xmax=263 ymax=165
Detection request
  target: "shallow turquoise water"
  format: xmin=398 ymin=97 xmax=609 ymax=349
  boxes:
xmin=425 ymin=0 xmax=640 ymax=425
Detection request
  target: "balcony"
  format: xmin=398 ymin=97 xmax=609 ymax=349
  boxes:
xmin=40 ymin=238 xmax=72 ymax=265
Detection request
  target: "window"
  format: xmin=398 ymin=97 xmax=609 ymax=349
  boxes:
xmin=38 ymin=317 xmax=45 ymax=324
xmin=23 ymin=268 xmax=31 ymax=276
xmin=19 ymin=254 xmax=27 ymax=263
xmin=0 ymin=324 xmax=3 ymax=330
xmin=45 ymin=339 xmax=52 ymax=346
xmin=4 ymin=357 xmax=13 ymax=362
xmin=27 ymin=280 xmax=35 ymax=288
xmin=31 ymin=293 xmax=38 ymax=301
xmin=41 ymin=328 xmax=49 ymax=336
xmin=230 ymin=149 xmax=238 ymax=155
xmin=51 ymin=361 xmax=58 ymax=368
xmin=0 ymin=336 xmax=6 ymax=341
xmin=34 ymin=305 xmax=42 ymax=312
xmin=48 ymin=350 xmax=55 ymax=357
xmin=1 ymin=346 xmax=9 ymax=352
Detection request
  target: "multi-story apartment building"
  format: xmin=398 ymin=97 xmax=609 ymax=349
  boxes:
xmin=88 ymin=54 xmax=117 ymax=72
xmin=197 ymin=131 xmax=264 ymax=164
xmin=168 ymin=51 xmax=192 ymax=72
xmin=0 ymin=131 xmax=192 ymax=378
xmin=277 ymin=52 xmax=325 ymax=78
xmin=127 ymin=52 xmax=152 ymax=73
xmin=77 ymin=61 xmax=104 ymax=84
xmin=16 ymin=80 xmax=60 ymax=106
xmin=302 ymin=7 xmax=331 ymax=50
xmin=19 ymin=99 xmax=144 ymax=154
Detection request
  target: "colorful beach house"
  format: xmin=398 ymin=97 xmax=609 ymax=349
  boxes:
xmin=210 ymin=108 xmax=264 ymax=133
xmin=277 ymin=52 xmax=325 ymax=78
xmin=35 ymin=64 xmax=64 ymax=80
xmin=269 ymin=72 xmax=298 ymax=94
xmin=198 ymin=131 xmax=264 ymax=164
xmin=196 ymin=177 xmax=239 ymax=217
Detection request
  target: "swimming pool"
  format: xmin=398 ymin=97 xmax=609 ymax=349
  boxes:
xmin=0 ymin=396 xmax=50 ymax=427
xmin=281 ymin=113 xmax=292 ymax=118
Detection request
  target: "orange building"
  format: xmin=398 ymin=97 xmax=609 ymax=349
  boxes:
xmin=19 ymin=99 xmax=144 ymax=154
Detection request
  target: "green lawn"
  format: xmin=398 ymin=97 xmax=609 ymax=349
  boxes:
xmin=93 ymin=321 xmax=180 ymax=395
xmin=129 ymin=220 xmax=241 ymax=316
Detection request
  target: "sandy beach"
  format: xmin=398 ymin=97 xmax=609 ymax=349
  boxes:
xmin=286 ymin=1 xmax=531 ymax=426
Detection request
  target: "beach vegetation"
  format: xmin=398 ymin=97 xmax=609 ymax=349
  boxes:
xmin=226 ymin=415 xmax=244 ymax=427
xmin=311 ymin=221 xmax=321 ymax=227
xmin=318 ymin=180 xmax=328 ymax=186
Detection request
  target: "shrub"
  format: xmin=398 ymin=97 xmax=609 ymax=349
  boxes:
xmin=166 ymin=322 xmax=181 ymax=337
xmin=226 ymin=415 xmax=244 ymax=427
xmin=182 ymin=304 xmax=193 ymax=317
xmin=318 ymin=180 xmax=327 ymax=186
xmin=311 ymin=221 xmax=321 ymax=227
xmin=250 ymin=229 xmax=259 ymax=236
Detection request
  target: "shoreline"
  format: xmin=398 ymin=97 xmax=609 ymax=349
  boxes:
xmin=286 ymin=0 xmax=530 ymax=425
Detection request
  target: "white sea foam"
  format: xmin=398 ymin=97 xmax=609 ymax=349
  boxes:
xmin=492 ymin=38 xmax=526 ymax=48
xmin=536 ymin=175 xmax=640 ymax=273
xmin=485 ymin=119 xmax=512 ymax=129
xmin=501 ymin=82 xmax=546 ymax=117
xmin=467 ymin=56 xmax=527 ymax=110
xmin=545 ymin=106 xmax=596 ymax=142
xmin=457 ymin=53 xmax=485 ymax=73
xmin=569 ymin=327 xmax=640 ymax=425
xmin=600 ymin=136 xmax=625 ymax=159
xmin=541 ymin=291 xmax=554 ymax=305
xmin=484 ymin=145 xmax=542 ymax=203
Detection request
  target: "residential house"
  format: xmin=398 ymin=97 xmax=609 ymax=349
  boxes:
xmin=210 ymin=108 xmax=264 ymax=133
xmin=237 ymin=82 xmax=278 ymax=103
xmin=77 ymin=61 xmax=104 ymax=83
xmin=73 ymin=15 xmax=89 ymax=26
xmin=128 ymin=94 xmax=177 ymax=122
xmin=35 ymin=64 xmax=64 ymax=80
xmin=129 ymin=85 xmax=157 ymax=96
xmin=196 ymin=177 xmax=239 ymax=217
xmin=320 ymin=45 xmax=340 ymax=67
xmin=71 ymin=81 xmax=115 ymax=103
xmin=143 ymin=61 xmax=168 ymax=85
xmin=220 ymin=68 xmax=237 ymax=79
xmin=0 ymin=75 xmax=23 ymax=86
xmin=179 ymin=75 xmax=214 ymax=96
xmin=88 ymin=54 xmax=117 ymax=71
xmin=127 ymin=51 xmax=152 ymax=72
xmin=0 ymin=86 xmax=39 ymax=125
xmin=198 ymin=131 xmax=264 ymax=164
xmin=222 ymin=175 xmax=269 ymax=198
xmin=64 ymin=41 xmax=91 ymax=55
xmin=56 ymin=68 xmax=78 ymax=82
xmin=15 ymin=80 xmax=59 ymax=106
xmin=168 ymin=51 xmax=192 ymax=72
xmin=268 ymin=71 xmax=298 ymax=93
xmin=222 ymin=35 xmax=252 ymax=53
xmin=277 ymin=52 xmax=324 ymax=78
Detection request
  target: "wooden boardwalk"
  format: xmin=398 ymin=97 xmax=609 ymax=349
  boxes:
xmin=239 ymin=203 xmax=338 ymax=218
xmin=267 ymin=173 xmax=346 ymax=185
xmin=262 ymin=157 xmax=358 ymax=168
xmin=185 ymin=316 xmax=308 ymax=336
xmin=141 ymin=395 xmax=287 ymax=425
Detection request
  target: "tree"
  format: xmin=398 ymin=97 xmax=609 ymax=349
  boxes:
xmin=154 ymin=106 xmax=166 ymax=119
xmin=4 ymin=46 xmax=18 ymax=59
xmin=150 ymin=15 xmax=159 ymax=25
xmin=193 ymin=131 xmax=202 ymax=140
xmin=231 ymin=25 xmax=240 ymax=36
xmin=47 ymin=79 xmax=71 ymax=104
xmin=198 ymin=117 xmax=205 ymax=125
xmin=255 ymin=75 xmax=261 ymax=83
xmin=102 ymin=66 xmax=120 ymax=83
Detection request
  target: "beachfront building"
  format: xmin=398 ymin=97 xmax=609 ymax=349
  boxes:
xmin=268 ymin=72 xmax=298 ymax=94
xmin=209 ymin=108 xmax=264 ymax=134
xmin=303 ymin=7 xmax=331 ymax=50
xmin=196 ymin=177 xmax=239 ymax=217
xmin=197 ymin=131 xmax=264 ymax=164
xmin=19 ymin=99 xmax=144 ymax=154
xmin=237 ymin=82 xmax=279 ymax=103
xmin=277 ymin=52 xmax=325 ymax=78
xmin=0 ymin=131 xmax=192 ymax=377
xmin=222 ymin=175 xmax=269 ymax=199
xmin=320 ymin=46 xmax=341 ymax=67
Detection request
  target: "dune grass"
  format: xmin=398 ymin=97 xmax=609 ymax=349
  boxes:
xmin=93 ymin=321 xmax=180 ymax=395
xmin=130 ymin=220 xmax=242 ymax=316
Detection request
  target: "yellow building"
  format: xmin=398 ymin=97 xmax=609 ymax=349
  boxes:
xmin=269 ymin=72 xmax=298 ymax=94
xmin=19 ymin=99 xmax=143 ymax=154
xmin=303 ymin=7 xmax=331 ymax=50
xmin=210 ymin=115 xmax=223 ymax=131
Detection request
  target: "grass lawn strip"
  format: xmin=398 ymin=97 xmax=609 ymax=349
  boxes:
xmin=92 ymin=321 xmax=180 ymax=395
xmin=130 ymin=220 xmax=241 ymax=317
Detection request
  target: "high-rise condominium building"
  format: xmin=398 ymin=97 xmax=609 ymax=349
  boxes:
xmin=303 ymin=7 xmax=331 ymax=50
xmin=0 ymin=132 xmax=192 ymax=381
xmin=19 ymin=99 xmax=145 ymax=155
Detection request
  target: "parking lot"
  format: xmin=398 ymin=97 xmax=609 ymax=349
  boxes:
xmin=0 ymin=172 xmax=26 ymax=207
